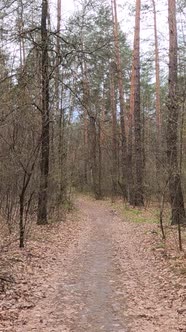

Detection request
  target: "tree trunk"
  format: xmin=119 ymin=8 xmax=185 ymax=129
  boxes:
xmin=131 ymin=0 xmax=144 ymax=206
xmin=37 ymin=0 xmax=50 ymax=224
xmin=89 ymin=115 xmax=98 ymax=199
xmin=17 ymin=0 xmax=26 ymax=69
xmin=166 ymin=0 xmax=185 ymax=225
xmin=128 ymin=36 xmax=135 ymax=205
xmin=127 ymin=114 xmax=135 ymax=205
xmin=81 ymin=60 xmax=89 ymax=187
xmin=110 ymin=62 xmax=118 ymax=197
xmin=152 ymin=0 xmax=161 ymax=146
xmin=83 ymin=111 xmax=88 ymax=185
xmin=97 ymin=112 xmax=102 ymax=199
xmin=19 ymin=193 xmax=24 ymax=248
xmin=58 ymin=95 xmax=66 ymax=203
xmin=152 ymin=0 xmax=162 ymax=200
xmin=111 ymin=0 xmax=127 ymax=199
xmin=56 ymin=0 xmax=62 ymax=199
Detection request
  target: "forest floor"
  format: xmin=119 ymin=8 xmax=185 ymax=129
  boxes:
xmin=0 ymin=195 xmax=186 ymax=332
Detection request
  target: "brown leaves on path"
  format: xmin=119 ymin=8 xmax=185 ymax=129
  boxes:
xmin=0 ymin=196 xmax=186 ymax=332
xmin=0 ymin=208 xmax=84 ymax=331
xmin=107 ymin=199 xmax=186 ymax=332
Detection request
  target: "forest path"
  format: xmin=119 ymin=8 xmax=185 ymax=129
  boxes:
xmin=15 ymin=196 xmax=185 ymax=332
xmin=17 ymin=197 xmax=129 ymax=332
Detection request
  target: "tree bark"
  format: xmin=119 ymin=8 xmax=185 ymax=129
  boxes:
xmin=128 ymin=39 xmax=135 ymax=205
xmin=167 ymin=0 xmax=185 ymax=225
xmin=152 ymin=0 xmax=161 ymax=146
xmin=152 ymin=0 xmax=162 ymax=200
xmin=111 ymin=0 xmax=127 ymax=199
xmin=37 ymin=0 xmax=50 ymax=224
xmin=110 ymin=62 xmax=118 ymax=197
xmin=82 ymin=61 xmax=89 ymax=187
xmin=131 ymin=0 xmax=144 ymax=206
xmin=19 ymin=192 xmax=24 ymax=248
xmin=97 ymin=112 xmax=102 ymax=199
xmin=89 ymin=115 xmax=98 ymax=198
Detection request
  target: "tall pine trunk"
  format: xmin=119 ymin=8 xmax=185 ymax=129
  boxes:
xmin=81 ymin=59 xmax=89 ymax=188
xmin=152 ymin=0 xmax=162 ymax=200
xmin=37 ymin=0 xmax=50 ymax=224
xmin=110 ymin=62 xmax=118 ymax=197
xmin=167 ymin=0 xmax=185 ymax=225
xmin=128 ymin=41 xmax=135 ymax=205
xmin=89 ymin=115 xmax=98 ymax=198
xmin=131 ymin=0 xmax=144 ymax=206
xmin=111 ymin=0 xmax=127 ymax=199
xmin=55 ymin=0 xmax=66 ymax=203
xmin=152 ymin=0 xmax=161 ymax=146
xmin=97 ymin=110 xmax=102 ymax=199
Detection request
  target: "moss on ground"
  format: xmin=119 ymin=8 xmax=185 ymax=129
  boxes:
xmin=111 ymin=201 xmax=159 ymax=224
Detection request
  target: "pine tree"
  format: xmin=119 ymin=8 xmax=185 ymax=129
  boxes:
xmin=166 ymin=0 xmax=185 ymax=225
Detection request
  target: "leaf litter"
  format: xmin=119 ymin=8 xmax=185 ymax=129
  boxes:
xmin=0 ymin=196 xmax=185 ymax=332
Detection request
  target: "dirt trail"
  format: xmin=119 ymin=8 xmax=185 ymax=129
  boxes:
xmin=14 ymin=197 xmax=186 ymax=332
xmin=70 ymin=199 xmax=128 ymax=332
xmin=16 ymin=198 xmax=128 ymax=332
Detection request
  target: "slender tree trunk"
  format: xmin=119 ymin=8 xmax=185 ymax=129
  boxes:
xmin=19 ymin=192 xmax=24 ymax=248
xmin=128 ymin=39 xmax=136 ymax=205
xmin=131 ymin=0 xmax=144 ymax=206
xmin=89 ymin=115 xmax=98 ymax=198
xmin=37 ymin=0 xmax=50 ymax=224
xmin=56 ymin=0 xmax=61 ymax=46
xmin=111 ymin=0 xmax=127 ymax=199
xmin=152 ymin=0 xmax=162 ymax=200
xmin=81 ymin=60 xmax=89 ymax=187
xmin=56 ymin=0 xmax=61 ymax=114
xmin=58 ymin=94 xmax=66 ymax=203
xmin=18 ymin=0 xmax=26 ymax=70
xmin=127 ymin=114 xmax=135 ymax=205
xmin=179 ymin=104 xmax=185 ymax=172
xmin=56 ymin=2 xmax=67 ymax=203
xmin=81 ymin=56 xmax=99 ymax=198
xmin=19 ymin=158 xmax=38 ymax=247
xmin=166 ymin=0 xmax=185 ymax=225
xmin=65 ymin=89 xmax=74 ymax=196
xmin=97 ymin=112 xmax=102 ymax=199
xmin=152 ymin=0 xmax=161 ymax=146
xmin=83 ymin=61 xmax=98 ymax=199
xmin=54 ymin=0 xmax=62 ymax=170
xmin=83 ymin=112 xmax=88 ymax=185
xmin=110 ymin=62 xmax=118 ymax=196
